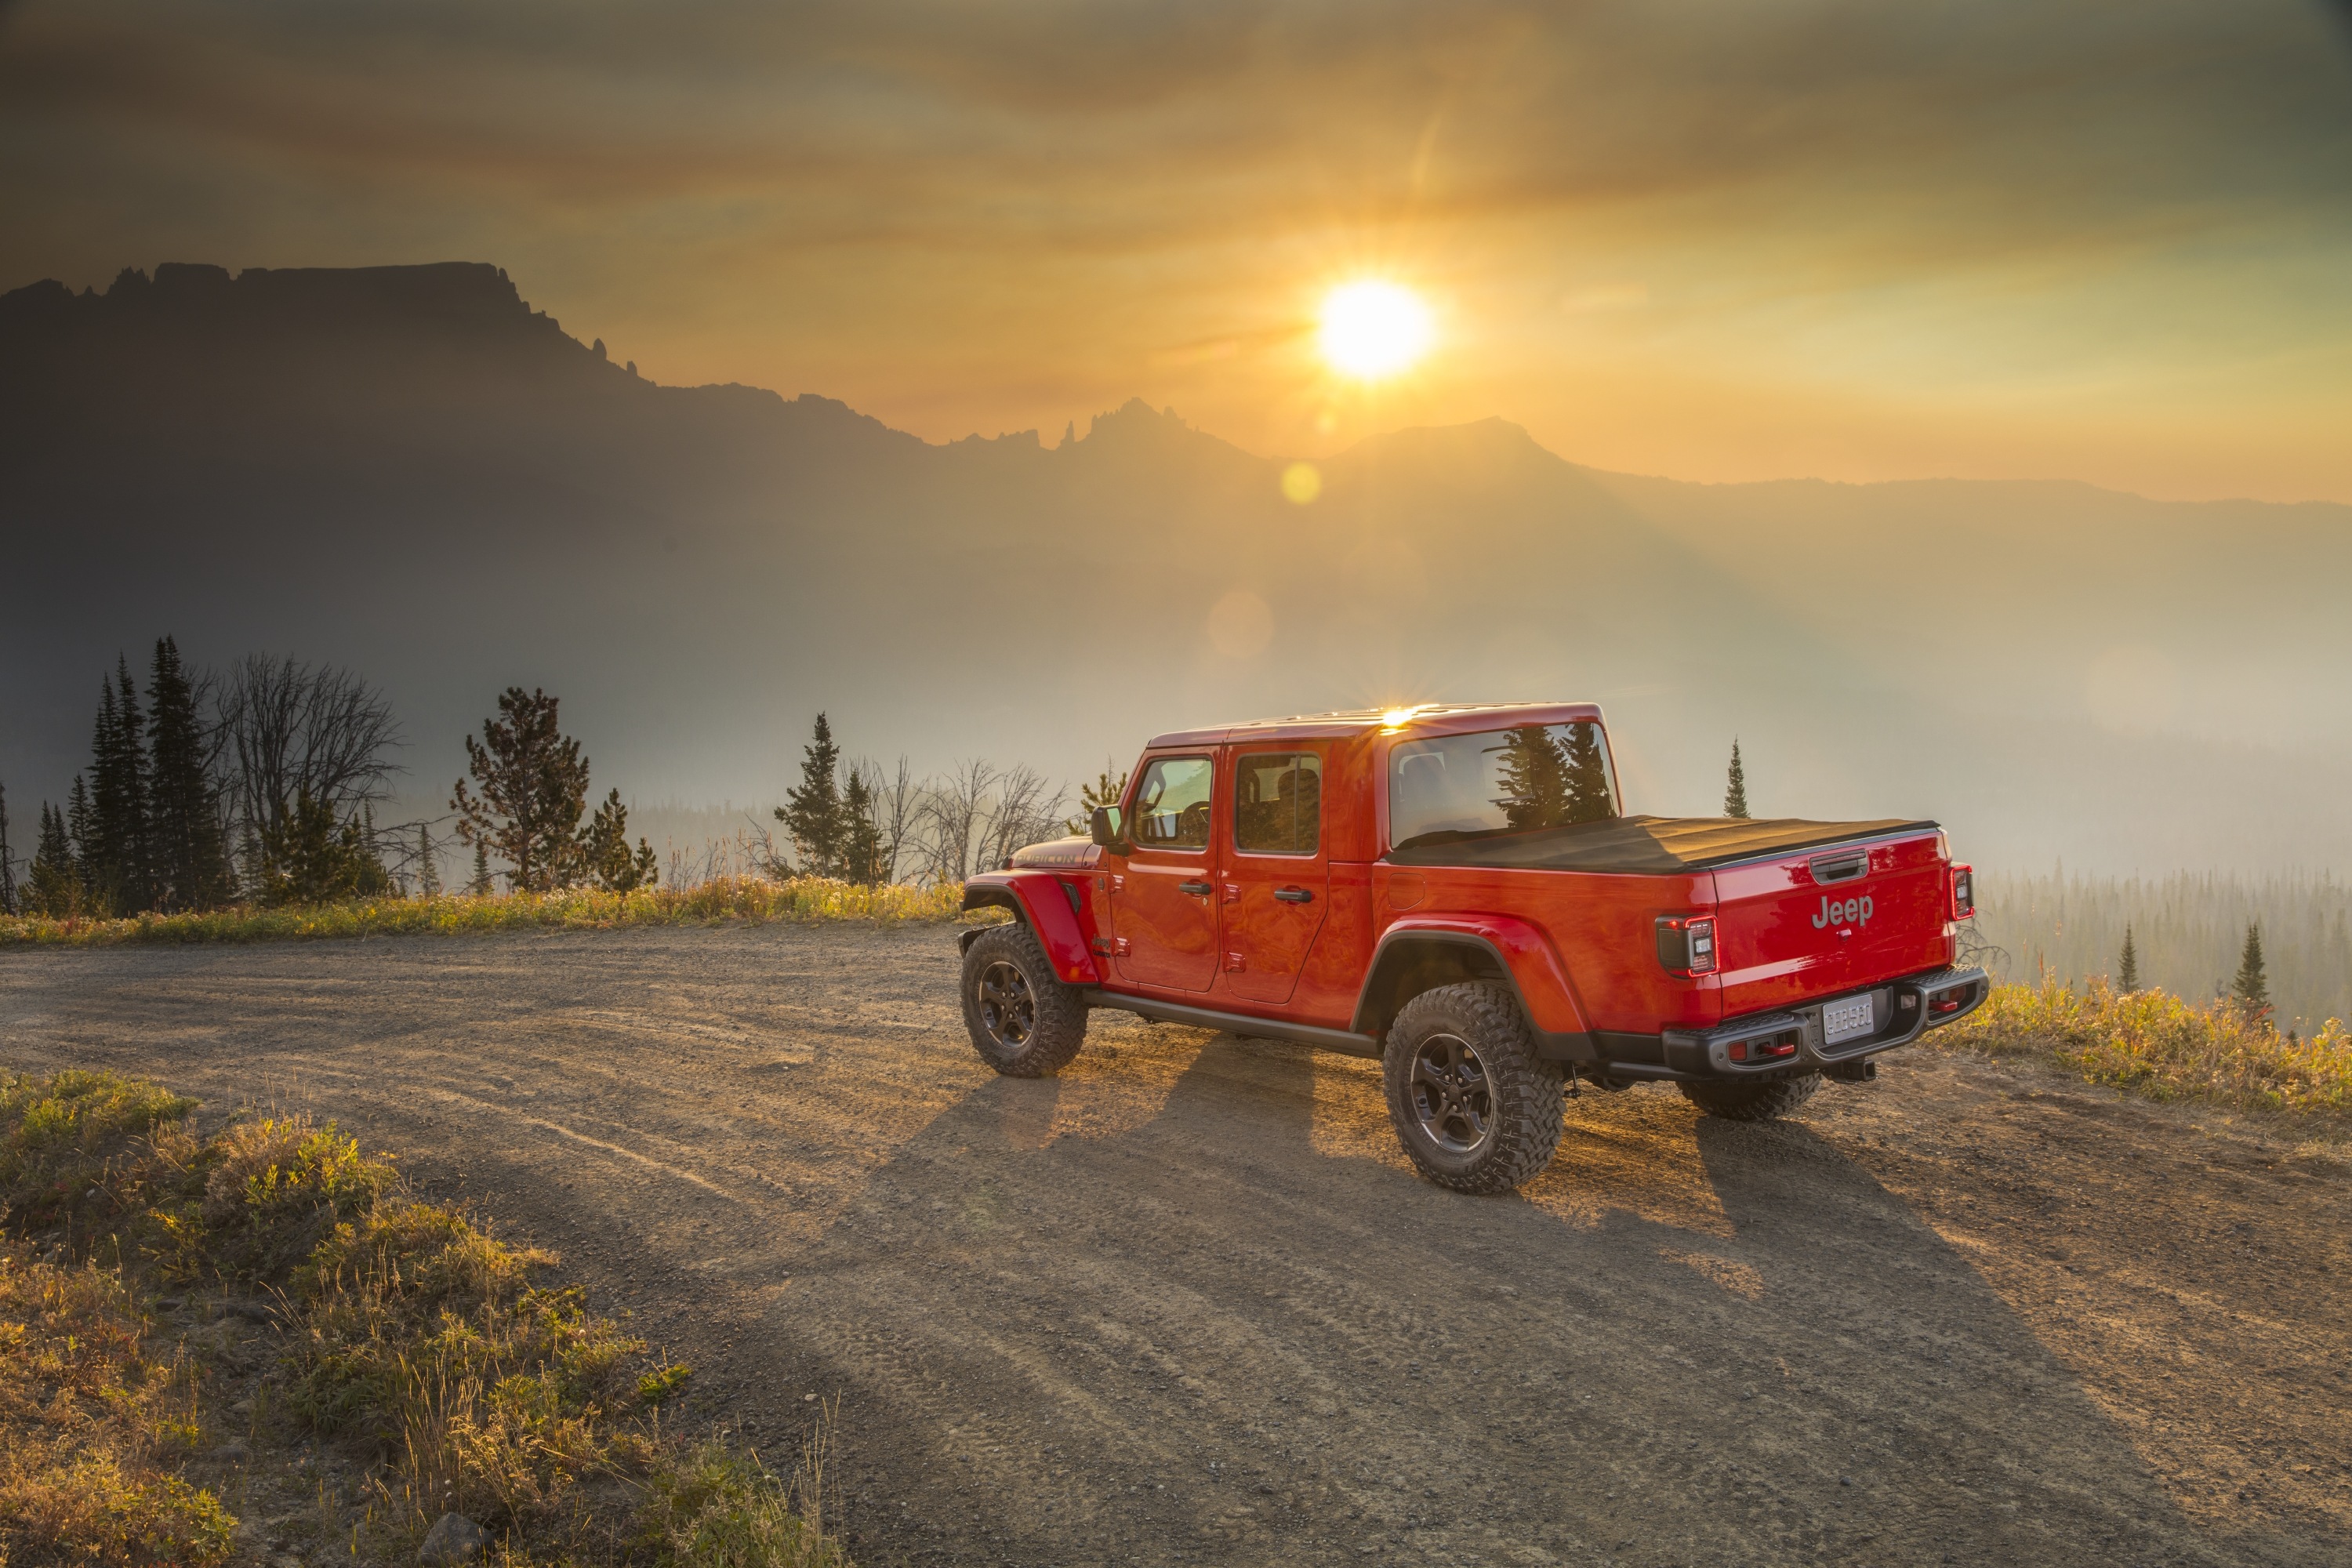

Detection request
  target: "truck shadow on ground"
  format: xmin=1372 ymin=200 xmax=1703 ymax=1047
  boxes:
xmin=760 ymin=1027 xmax=2275 ymax=1568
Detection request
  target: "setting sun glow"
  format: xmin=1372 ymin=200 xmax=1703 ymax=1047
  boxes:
xmin=1319 ymin=281 xmax=1432 ymax=379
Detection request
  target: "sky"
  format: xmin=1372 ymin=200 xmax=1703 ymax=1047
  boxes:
xmin=4 ymin=1 xmax=2352 ymax=503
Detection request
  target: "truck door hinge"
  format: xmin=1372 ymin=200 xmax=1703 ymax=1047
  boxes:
xmin=1225 ymin=952 xmax=1247 ymax=972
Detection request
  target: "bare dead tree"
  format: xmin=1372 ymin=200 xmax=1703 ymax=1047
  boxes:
xmin=212 ymin=655 xmax=404 ymax=883
xmin=916 ymin=759 xmax=996 ymax=883
xmin=981 ymin=764 xmax=1067 ymax=871
xmin=858 ymin=755 xmax=921 ymax=884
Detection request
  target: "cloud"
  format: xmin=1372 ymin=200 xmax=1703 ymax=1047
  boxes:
xmin=3 ymin=0 xmax=2349 ymax=496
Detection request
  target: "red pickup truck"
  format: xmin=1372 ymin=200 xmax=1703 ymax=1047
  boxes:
xmin=960 ymin=703 xmax=1984 ymax=1192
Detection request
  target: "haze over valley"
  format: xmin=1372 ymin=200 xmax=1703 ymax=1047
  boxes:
xmin=4 ymin=260 xmax=2347 ymax=876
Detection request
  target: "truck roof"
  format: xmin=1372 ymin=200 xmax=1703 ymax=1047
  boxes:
xmin=1145 ymin=701 xmax=1605 ymax=750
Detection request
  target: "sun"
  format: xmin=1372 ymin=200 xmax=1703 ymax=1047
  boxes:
xmin=1319 ymin=281 xmax=1433 ymax=379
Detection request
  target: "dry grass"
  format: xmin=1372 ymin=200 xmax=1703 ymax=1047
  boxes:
xmin=1938 ymin=978 xmax=2352 ymax=1118
xmin=0 ymin=875 xmax=977 ymax=949
xmin=0 ymin=1069 xmax=851 ymax=1566
xmin=0 ymin=1248 xmax=231 ymax=1565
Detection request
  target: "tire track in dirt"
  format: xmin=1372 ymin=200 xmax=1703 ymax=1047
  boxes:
xmin=2 ymin=924 xmax=2344 ymax=1566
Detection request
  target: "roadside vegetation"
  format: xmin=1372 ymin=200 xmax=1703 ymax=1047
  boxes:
xmin=0 ymin=1068 xmax=848 ymax=1566
xmin=1940 ymin=976 xmax=2352 ymax=1121
xmin=0 ymin=875 xmax=978 ymax=949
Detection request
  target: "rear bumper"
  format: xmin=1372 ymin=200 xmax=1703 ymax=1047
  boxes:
xmin=1605 ymin=966 xmax=1989 ymax=1085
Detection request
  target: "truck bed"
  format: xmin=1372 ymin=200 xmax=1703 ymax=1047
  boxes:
xmin=1386 ymin=815 xmax=1937 ymax=875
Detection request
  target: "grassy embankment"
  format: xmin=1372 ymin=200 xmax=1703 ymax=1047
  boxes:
xmin=1941 ymin=978 xmax=2352 ymax=1122
xmin=0 ymin=1069 xmax=848 ymax=1566
xmin=0 ymin=875 xmax=971 ymax=949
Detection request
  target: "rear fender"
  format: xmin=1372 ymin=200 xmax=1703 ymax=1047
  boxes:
xmin=1350 ymin=916 xmax=1593 ymax=1060
xmin=960 ymin=872 xmax=1102 ymax=986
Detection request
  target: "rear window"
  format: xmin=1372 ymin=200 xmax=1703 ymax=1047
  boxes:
xmin=1388 ymin=722 xmax=1620 ymax=851
xmin=1234 ymin=751 xmax=1321 ymax=855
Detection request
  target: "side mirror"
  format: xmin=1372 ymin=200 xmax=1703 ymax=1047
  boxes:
xmin=1089 ymin=805 xmax=1131 ymax=854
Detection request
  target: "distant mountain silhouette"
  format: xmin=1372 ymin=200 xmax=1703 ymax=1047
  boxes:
xmin=5 ymin=262 xmax=2347 ymax=871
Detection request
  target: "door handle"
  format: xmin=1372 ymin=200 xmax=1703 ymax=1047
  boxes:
xmin=1178 ymin=880 xmax=1214 ymax=897
xmin=1274 ymin=887 xmax=1314 ymax=903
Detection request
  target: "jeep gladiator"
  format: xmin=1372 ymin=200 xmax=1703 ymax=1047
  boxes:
xmin=959 ymin=703 xmax=1985 ymax=1192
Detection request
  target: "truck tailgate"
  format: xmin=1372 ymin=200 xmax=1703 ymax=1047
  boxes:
xmin=1710 ymin=828 xmax=1953 ymax=1018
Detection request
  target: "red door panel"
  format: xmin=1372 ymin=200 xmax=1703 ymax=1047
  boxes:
xmin=1111 ymin=753 xmax=1219 ymax=991
xmin=1219 ymin=748 xmax=1330 ymax=1004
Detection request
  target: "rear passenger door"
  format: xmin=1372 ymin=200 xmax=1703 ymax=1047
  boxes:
xmin=1219 ymin=747 xmax=1330 ymax=1005
xmin=1109 ymin=753 xmax=1221 ymax=991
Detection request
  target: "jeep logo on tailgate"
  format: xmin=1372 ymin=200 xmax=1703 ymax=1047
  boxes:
xmin=1813 ymin=894 xmax=1873 ymax=929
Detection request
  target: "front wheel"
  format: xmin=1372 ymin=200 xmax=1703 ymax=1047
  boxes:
xmin=1382 ymin=983 xmax=1564 ymax=1193
xmin=960 ymin=924 xmax=1088 ymax=1076
xmin=1679 ymin=1073 xmax=1821 ymax=1122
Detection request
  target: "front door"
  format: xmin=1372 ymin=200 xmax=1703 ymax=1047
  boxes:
xmin=1220 ymin=748 xmax=1330 ymax=1004
xmin=1111 ymin=753 xmax=1220 ymax=990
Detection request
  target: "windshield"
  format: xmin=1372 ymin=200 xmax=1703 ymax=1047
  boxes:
xmin=1388 ymin=722 xmax=1621 ymax=851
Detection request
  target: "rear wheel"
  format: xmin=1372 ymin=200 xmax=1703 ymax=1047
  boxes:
xmin=1679 ymin=1073 xmax=1821 ymax=1122
xmin=960 ymin=924 xmax=1087 ymax=1077
xmin=1382 ymin=983 xmax=1564 ymax=1193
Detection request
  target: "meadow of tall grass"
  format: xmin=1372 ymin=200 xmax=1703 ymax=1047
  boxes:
xmin=0 ymin=875 xmax=975 ymax=949
xmin=1940 ymin=976 xmax=2352 ymax=1120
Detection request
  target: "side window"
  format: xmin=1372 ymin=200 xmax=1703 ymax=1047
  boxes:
xmin=1234 ymin=750 xmax=1322 ymax=855
xmin=1131 ymin=756 xmax=1214 ymax=850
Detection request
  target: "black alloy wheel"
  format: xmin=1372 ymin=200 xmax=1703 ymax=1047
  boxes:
xmin=1407 ymin=1031 xmax=1495 ymax=1154
xmin=959 ymin=923 xmax=1090 ymax=1076
xmin=1381 ymin=982 xmax=1565 ymax=1192
xmin=975 ymin=960 xmax=1036 ymax=1051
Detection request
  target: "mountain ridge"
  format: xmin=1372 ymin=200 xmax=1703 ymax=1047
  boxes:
xmin=3 ymin=261 xmax=2347 ymax=873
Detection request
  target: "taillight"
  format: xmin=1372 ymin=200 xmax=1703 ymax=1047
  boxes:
xmin=1950 ymin=863 xmax=1975 ymax=920
xmin=1655 ymin=915 xmax=1719 ymax=977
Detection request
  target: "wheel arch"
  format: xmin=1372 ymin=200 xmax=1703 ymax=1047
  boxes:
xmin=1350 ymin=921 xmax=1595 ymax=1062
xmin=960 ymin=872 xmax=1099 ymax=985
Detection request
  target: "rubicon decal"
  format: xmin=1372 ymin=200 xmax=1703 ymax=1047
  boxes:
xmin=1813 ymin=894 xmax=1873 ymax=929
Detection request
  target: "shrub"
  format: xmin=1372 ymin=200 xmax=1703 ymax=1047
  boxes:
xmin=1940 ymin=977 xmax=2352 ymax=1116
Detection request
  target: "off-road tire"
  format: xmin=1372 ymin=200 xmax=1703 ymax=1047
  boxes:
xmin=960 ymin=924 xmax=1088 ymax=1077
xmin=1382 ymin=983 xmax=1565 ymax=1193
xmin=1678 ymin=1073 xmax=1822 ymax=1122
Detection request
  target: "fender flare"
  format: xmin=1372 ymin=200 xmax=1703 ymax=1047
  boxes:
xmin=1349 ymin=916 xmax=1595 ymax=1062
xmin=960 ymin=872 xmax=1101 ymax=987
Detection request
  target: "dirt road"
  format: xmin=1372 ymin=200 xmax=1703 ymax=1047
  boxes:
xmin=2 ymin=924 xmax=2345 ymax=1566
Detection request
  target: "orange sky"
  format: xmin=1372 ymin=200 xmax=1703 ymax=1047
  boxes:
xmin=5 ymin=0 xmax=2350 ymax=501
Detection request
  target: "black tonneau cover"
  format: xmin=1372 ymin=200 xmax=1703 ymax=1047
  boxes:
xmin=1386 ymin=815 xmax=1937 ymax=876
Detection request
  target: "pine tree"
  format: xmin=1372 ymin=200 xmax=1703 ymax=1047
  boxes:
xmin=26 ymin=802 xmax=80 ymax=917
xmin=583 ymin=789 xmax=659 ymax=891
xmin=777 ymin=712 xmax=846 ymax=876
xmin=470 ymin=841 xmax=494 ymax=896
xmin=143 ymin=637 xmax=233 ymax=912
xmin=86 ymin=671 xmax=152 ymax=912
xmin=2230 ymin=923 xmax=2271 ymax=1025
xmin=66 ymin=775 xmax=101 ymax=913
xmin=416 ymin=823 xmax=442 ymax=897
xmin=1724 ymin=739 xmax=1750 ymax=819
xmin=1493 ymin=725 xmax=1574 ymax=829
xmin=2118 ymin=924 xmax=2140 ymax=992
xmin=0 ymin=780 xmax=15 ymax=916
xmin=1065 ymin=763 xmax=1132 ymax=834
xmin=840 ymin=766 xmax=884 ymax=885
xmin=1561 ymin=721 xmax=1614 ymax=824
xmin=451 ymin=688 xmax=593 ymax=892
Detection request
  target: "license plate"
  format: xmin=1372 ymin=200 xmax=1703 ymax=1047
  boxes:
xmin=1823 ymin=996 xmax=1875 ymax=1044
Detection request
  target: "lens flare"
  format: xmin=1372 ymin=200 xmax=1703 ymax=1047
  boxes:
xmin=1319 ymin=281 xmax=1432 ymax=379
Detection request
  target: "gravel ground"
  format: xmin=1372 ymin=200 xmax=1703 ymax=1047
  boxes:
xmin=2 ymin=923 xmax=2346 ymax=1567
